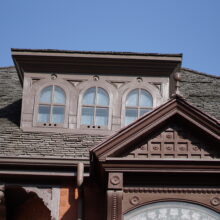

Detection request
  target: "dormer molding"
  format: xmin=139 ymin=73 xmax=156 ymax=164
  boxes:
xmin=12 ymin=48 xmax=182 ymax=85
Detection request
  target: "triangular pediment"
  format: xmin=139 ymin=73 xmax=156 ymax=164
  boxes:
xmin=91 ymin=96 xmax=220 ymax=162
xmin=119 ymin=120 xmax=219 ymax=160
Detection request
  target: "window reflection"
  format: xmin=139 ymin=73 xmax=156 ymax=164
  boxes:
xmin=39 ymin=86 xmax=52 ymax=103
xmin=125 ymin=89 xmax=153 ymax=125
xmin=81 ymin=87 xmax=109 ymax=126
xmin=37 ymin=85 xmax=66 ymax=124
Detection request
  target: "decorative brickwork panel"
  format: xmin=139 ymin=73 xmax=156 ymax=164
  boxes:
xmin=121 ymin=124 xmax=219 ymax=159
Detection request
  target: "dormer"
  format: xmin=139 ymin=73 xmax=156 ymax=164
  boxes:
xmin=12 ymin=49 xmax=182 ymax=134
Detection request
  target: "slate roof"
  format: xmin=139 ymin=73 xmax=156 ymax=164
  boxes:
xmin=180 ymin=68 xmax=220 ymax=120
xmin=0 ymin=66 xmax=219 ymax=160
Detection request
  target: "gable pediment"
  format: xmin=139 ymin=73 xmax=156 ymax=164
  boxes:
xmin=119 ymin=121 xmax=219 ymax=160
xmin=91 ymin=96 xmax=220 ymax=163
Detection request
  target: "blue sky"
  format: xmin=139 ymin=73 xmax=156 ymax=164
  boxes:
xmin=0 ymin=0 xmax=220 ymax=76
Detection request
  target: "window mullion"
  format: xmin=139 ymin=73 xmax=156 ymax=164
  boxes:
xmin=95 ymin=87 xmax=97 ymax=105
xmin=93 ymin=106 xmax=96 ymax=125
xmin=51 ymin=85 xmax=54 ymax=104
xmin=50 ymin=86 xmax=55 ymax=123
xmin=49 ymin=105 xmax=53 ymax=123
xmin=94 ymin=87 xmax=98 ymax=125
xmin=138 ymin=88 xmax=140 ymax=106
xmin=138 ymin=89 xmax=141 ymax=118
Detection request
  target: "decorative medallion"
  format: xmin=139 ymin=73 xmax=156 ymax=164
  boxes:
xmin=166 ymin=134 xmax=172 ymax=139
xmin=51 ymin=74 xmax=57 ymax=80
xmin=141 ymin=145 xmax=147 ymax=150
xmin=210 ymin=197 xmax=220 ymax=206
xmin=130 ymin=196 xmax=140 ymax=206
xmin=193 ymin=146 xmax=199 ymax=151
xmin=136 ymin=77 xmax=143 ymax=83
xmin=110 ymin=175 xmax=120 ymax=185
xmin=179 ymin=146 xmax=186 ymax=151
xmin=153 ymin=146 xmax=159 ymax=150
xmin=93 ymin=75 xmax=99 ymax=81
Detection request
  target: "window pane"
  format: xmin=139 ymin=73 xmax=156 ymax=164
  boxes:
xmin=81 ymin=107 xmax=94 ymax=125
xmin=96 ymin=108 xmax=108 ymax=126
xmin=54 ymin=86 xmax=66 ymax=104
xmin=83 ymin=88 xmax=96 ymax=105
xmin=126 ymin=89 xmax=138 ymax=106
xmin=140 ymin=89 xmax=153 ymax=107
xmin=140 ymin=109 xmax=151 ymax=117
xmin=97 ymin=88 xmax=109 ymax=106
xmin=125 ymin=108 xmax=138 ymax=125
xmin=52 ymin=106 xmax=64 ymax=123
xmin=38 ymin=105 xmax=50 ymax=123
xmin=40 ymin=86 xmax=52 ymax=103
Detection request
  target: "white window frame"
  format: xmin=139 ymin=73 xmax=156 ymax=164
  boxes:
xmin=120 ymin=81 xmax=163 ymax=127
xmin=124 ymin=88 xmax=153 ymax=125
xmin=77 ymin=79 xmax=116 ymax=131
xmin=81 ymin=87 xmax=110 ymax=128
xmin=33 ymin=79 xmax=72 ymax=129
xmin=37 ymin=85 xmax=66 ymax=125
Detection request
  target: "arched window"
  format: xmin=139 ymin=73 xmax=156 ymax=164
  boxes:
xmin=124 ymin=202 xmax=220 ymax=220
xmin=81 ymin=87 xmax=109 ymax=127
xmin=125 ymin=89 xmax=153 ymax=125
xmin=37 ymin=85 xmax=66 ymax=124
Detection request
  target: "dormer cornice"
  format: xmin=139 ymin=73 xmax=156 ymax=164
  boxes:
xmin=12 ymin=48 xmax=182 ymax=85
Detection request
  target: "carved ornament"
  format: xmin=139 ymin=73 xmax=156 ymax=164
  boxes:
xmin=210 ymin=197 xmax=220 ymax=206
xmin=122 ymin=124 xmax=219 ymax=159
xmin=111 ymin=175 xmax=120 ymax=185
xmin=130 ymin=196 xmax=140 ymax=206
xmin=108 ymin=173 xmax=123 ymax=189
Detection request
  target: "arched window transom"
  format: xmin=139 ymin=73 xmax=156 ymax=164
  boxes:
xmin=125 ymin=89 xmax=153 ymax=125
xmin=81 ymin=87 xmax=109 ymax=126
xmin=37 ymin=85 xmax=66 ymax=124
xmin=124 ymin=202 xmax=220 ymax=220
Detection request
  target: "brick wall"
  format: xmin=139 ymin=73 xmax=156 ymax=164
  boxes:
xmin=59 ymin=187 xmax=77 ymax=220
xmin=58 ymin=182 xmax=105 ymax=220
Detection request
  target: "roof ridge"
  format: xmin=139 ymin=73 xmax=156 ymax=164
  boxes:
xmin=0 ymin=66 xmax=15 ymax=69
xmin=181 ymin=67 xmax=220 ymax=78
